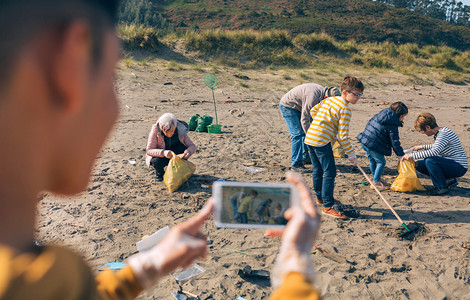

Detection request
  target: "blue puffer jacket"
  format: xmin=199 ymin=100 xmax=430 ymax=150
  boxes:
xmin=357 ymin=108 xmax=405 ymax=156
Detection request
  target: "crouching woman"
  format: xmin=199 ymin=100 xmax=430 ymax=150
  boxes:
xmin=146 ymin=113 xmax=196 ymax=181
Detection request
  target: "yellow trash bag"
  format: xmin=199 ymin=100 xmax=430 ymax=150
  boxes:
xmin=164 ymin=153 xmax=196 ymax=193
xmin=390 ymin=160 xmax=425 ymax=192
xmin=332 ymin=141 xmax=346 ymax=158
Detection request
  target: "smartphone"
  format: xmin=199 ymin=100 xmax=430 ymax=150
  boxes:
xmin=212 ymin=181 xmax=298 ymax=229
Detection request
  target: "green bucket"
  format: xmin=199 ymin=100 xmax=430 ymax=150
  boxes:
xmin=207 ymin=124 xmax=222 ymax=133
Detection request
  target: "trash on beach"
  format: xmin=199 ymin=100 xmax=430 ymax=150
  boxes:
xmin=172 ymin=263 xmax=206 ymax=281
xmin=390 ymin=160 xmax=425 ymax=192
xmin=332 ymin=141 xmax=346 ymax=158
xmin=170 ymin=290 xmax=198 ymax=300
xmin=136 ymin=226 xmax=170 ymax=252
xmin=164 ymin=154 xmax=196 ymax=193
xmin=237 ymin=297 xmax=247 ymax=300
xmin=238 ymin=265 xmax=270 ymax=280
xmin=98 ymin=262 xmax=127 ymax=271
xmin=226 ymin=248 xmax=251 ymax=255
xmin=242 ymin=165 xmax=265 ymax=174
xmin=128 ymin=160 xmax=136 ymax=165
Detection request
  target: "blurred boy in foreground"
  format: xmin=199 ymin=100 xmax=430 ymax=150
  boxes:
xmin=0 ymin=1 xmax=321 ymax=299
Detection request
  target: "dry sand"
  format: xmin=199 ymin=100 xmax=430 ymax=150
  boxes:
xmin=37 ymin=59 xmax=470 ymax=299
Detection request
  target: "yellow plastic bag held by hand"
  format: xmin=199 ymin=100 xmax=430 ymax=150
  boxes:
xmin=332 ymin=141 xmax=346 ymax=158
xmin=390 ymin=160 xmax=425 ymax=192
xmin=164 ymin=154 xmax=196 ymax=193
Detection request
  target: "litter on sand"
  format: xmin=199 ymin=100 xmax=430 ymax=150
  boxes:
xmin=128 ymin=160 xmax=136 ymax=165
xmin=241 ymin=165 xmax=266 ymax=174
xmin=238 ymin=265 xmax=270 ymax=280
xmin=136 ymin=226 xmax=170 ymax=252
xmin=98 ymin=262 xmax=127 ymax=271
xmin=170 ymin=290 xmax=198 ymax=300
xmin=171 ymin=264 xmax=206 ymax=281
xmin=226 ymin=248 xmax=251 ymax=255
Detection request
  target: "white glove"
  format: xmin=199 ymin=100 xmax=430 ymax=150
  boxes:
xmin=163 ymin=150 xmax=173 ymax=159
xmin=265 ymin=172 xmax=320 ymax=288
xmin=129 ymin=201 xmax=213 ymax=289
xmin=348 ymin=153 xmax=357 ymax=165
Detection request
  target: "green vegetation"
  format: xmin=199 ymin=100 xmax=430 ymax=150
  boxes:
xmin=146 ymin=0 xmax=470 ymax=51
xmin=118 ymin=27 xmax=469 ymax=84
xmin=118 ymin=25 xmax=160 ymax=51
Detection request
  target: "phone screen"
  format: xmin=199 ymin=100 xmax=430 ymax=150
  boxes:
xmin=213 ymin=182 xmax=294 ymax=229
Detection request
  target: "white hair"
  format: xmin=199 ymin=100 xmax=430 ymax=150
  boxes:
xmin=158 ymin=113 xmax=177 ymax=131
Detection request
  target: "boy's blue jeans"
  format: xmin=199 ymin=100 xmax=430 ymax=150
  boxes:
xmin=416 ymin=157 xmax=467 ymax=189
xmin=307 ymin=143 xmax=336 ymax=207
xmin=279 ymin=104 xmax=308 ymax=167
xmin=361 ymin=144 xmax=386 ymax=182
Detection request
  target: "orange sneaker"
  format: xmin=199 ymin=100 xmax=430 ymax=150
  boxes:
xmin=322 ymin=207 xmax=347 ymax=220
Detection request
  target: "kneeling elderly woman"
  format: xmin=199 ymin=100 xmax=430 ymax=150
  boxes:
xmin=146 ymin=113 xmax=196 ymax=181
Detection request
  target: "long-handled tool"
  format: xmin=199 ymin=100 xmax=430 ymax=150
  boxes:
xmin=356 ymin=164 xmax=410 ymax=232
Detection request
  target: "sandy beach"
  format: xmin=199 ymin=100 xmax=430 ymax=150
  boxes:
xmin=37 ymin=59 xmax=470 ymax=299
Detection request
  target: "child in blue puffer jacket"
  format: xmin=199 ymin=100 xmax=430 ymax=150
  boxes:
xmin=357 ymin=102 xmax=408 ymax=190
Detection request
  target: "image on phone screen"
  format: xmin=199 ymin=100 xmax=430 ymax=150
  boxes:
xmin=213 ymin=182 xmax=294 ymax=229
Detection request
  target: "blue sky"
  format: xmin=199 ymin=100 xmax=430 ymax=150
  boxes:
xmin=460 ymin=0 xmax=470 ymax=6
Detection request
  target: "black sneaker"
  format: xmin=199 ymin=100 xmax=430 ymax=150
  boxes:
xmin=435 ymin=187 xmax=449 ymax=195
xmin=155 ymin=175 xmax=163 ymax=182
xmin=289 ymin=165 xmax=312 ymax=173
xmin=446 ymin=178 xmax=458 ymax=188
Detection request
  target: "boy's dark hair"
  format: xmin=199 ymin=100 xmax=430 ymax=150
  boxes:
xmin=414 ymin=113 xmax=438 ymax=131
xmin=250 ymin=190 xmax=258 ymax=196
xmin=340 ymin=76 xmax=364 ymax=93
xmin=390 ymin=102 xmax=408 ymax=119
xmin=0 ymin=0 xmax=119 ymax=91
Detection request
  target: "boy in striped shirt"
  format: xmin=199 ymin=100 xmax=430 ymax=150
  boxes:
xmin=305 ymin=76 xmax=364 ymax=219
xmin=402 ymin=113 xmax=468 ymax=195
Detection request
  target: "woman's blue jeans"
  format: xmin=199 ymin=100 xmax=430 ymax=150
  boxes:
xmin=308 ymin=143 xmax=336 ymax=207
xmin=416 ymin=157 xmax=467 ymax=188
xmin=361 ymin=144 xmax=386 ymax=182
xmin=279 ymin=104 xmax=306 ymax=167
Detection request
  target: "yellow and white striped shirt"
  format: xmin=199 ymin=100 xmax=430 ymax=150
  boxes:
xmin=305 ymin=96 xmax=356 ymax=157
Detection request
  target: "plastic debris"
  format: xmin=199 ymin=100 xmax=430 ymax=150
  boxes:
xmin=226 ymin=248 xmax=250 ymax=255
xmin=98 ymin=262 xmax=127 ymax=271
xmin=172 ymin=264 xmax=206 ymax=281
xmin=136 ymin=226 xmax=170 ymax=252
xmin=128 ymin=160 xmax=136 ymax=165
xmin=242 ymin=165 xmax=266 ymax=174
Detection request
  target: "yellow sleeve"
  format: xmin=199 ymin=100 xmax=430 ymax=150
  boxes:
xmin=270 ymin=272 xmax=320 ymax=300
xmin=96 ymin=266 xmax=143 ymax=300
xmin=0 ymin=245 xmax=99 ymax=300
xmin=0 ymin=245 xmax=143 ymax=300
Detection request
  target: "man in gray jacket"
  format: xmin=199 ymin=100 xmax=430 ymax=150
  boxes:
xmin=279 ymin=83 xmax=341 ymax=173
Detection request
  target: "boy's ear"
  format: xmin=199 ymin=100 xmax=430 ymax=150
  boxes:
xmin=51 ymin=21 xmax=92 ymax=115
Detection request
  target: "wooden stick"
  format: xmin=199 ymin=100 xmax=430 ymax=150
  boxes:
xmin=357 ymin=165 xmax=410 ymax=231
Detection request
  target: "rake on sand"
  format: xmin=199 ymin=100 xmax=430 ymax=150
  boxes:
xmin=356 ymin=164 xmax=411 ymax=232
